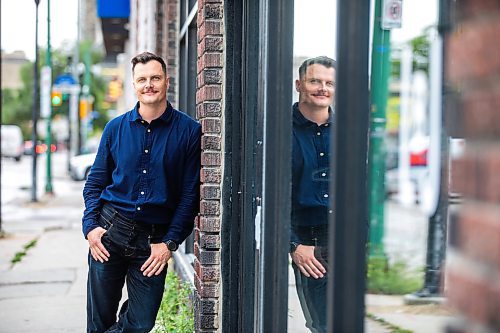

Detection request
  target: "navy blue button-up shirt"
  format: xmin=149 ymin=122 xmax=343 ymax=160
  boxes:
xmin=291 ymin=102 xmax=332 ymax=243
xmin=82 ymin=102 xmax=201 ymax=244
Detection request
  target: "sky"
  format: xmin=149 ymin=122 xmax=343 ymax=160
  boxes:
xmin=294 ymin=0 xmax=438 ymax=58
xmin=1 ymin=0 xmax=79 ymax=60
xmin=1 ymin=0 xmax=437 ymax=61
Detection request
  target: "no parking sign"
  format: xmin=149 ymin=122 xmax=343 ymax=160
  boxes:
xmin=381 ymin=0 xmax=403 ymax=29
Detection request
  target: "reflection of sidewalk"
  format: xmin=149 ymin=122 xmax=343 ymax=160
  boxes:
xmin=287 ymin=264 xmax=392 ymax=333
xmin=0 ymin=157 xmax=88 ymax=332
xmin=286 ymin=199 xmax=456 ymax=333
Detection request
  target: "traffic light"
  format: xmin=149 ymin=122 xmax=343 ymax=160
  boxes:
xmin=80 ymin=98 xmax=88 ymax=119
xmin=51 ymin=90 xmax=62 ymax=106
xmin=107 ymin=79 xmax=123 ymax=102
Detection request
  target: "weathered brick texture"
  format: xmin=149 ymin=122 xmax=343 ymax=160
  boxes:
xmin=197 ymin=102 xmax=222 ymax=118
xmin=198 ymin=216 xmax=221 ymax=233
xmin=201 ymin=152 xmax=221 ymax=166
xmin=195 ymin=0 xmax=224 ymax=330
xmin=201 ymin=118 xmax=222 ymax=133
xmin=163 ymin=0 xmax=179 ymax=105
xmin=447 ymin=18 xmax=500 ymax=84
xmin=452 ymin=145 xmax=500 ymax=203
xmin=201 ymin=135 xmax=222 ymax=150
xmin=200 ymin=168 xmax=222 ymax=184
xmin=445 ymin=2 xmax=500 ymax=333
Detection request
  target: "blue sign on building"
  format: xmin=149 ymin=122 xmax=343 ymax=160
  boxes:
xmin=97 ymin=0 xmax=130 ymax=18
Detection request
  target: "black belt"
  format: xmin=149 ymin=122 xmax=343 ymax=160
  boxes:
xmin=291 ymin=224 xmax=329 ymax=246
xmin=100 ymin=202 xmax=168 ymax=237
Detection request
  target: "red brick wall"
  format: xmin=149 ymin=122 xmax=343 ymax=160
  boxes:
xmin=445 ymin=1 xmax=500 ymax=332
xmin=163 ymin=0 xmax=179 ymax=105
xmin=194 ymin=0 xmax=224 ymax=331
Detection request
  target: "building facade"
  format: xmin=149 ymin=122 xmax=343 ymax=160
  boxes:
xmin=99 ymin=0 xmax=500 ymax=332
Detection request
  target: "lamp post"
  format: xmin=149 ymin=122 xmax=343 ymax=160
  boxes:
xmin=31 ymin=0 xmax=41 ymax=202
xmin=45 ymin=0 xmax=53 ymax=194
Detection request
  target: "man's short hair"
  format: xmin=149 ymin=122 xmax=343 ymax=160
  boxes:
xmin=131 ymin=52 xmax=167 ymax=75
xmin=298 ymin=56 xmax=336 ymax=79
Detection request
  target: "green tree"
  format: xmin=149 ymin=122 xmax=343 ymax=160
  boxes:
xmin=78 ymin=40 xmax=110 ymax=132
xmin=1 ymin=43 xmax=110 ymax=139
xmin=390 ymin=26 xmax=433 ymax=78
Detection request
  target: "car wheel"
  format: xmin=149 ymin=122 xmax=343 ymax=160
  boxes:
xmin=84 ymin=167 xmax=91 ymax=180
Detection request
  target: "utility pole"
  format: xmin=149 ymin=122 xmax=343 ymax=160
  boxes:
xmin=32 ymin=0 xmax=41 ymax=202
xmin=80 ymin=46 xmax=92 ymax=151
xmin=368 ymin=0 xmax=392 ymax=257
xmin=45 ymin=0 xmax=54 ymax=194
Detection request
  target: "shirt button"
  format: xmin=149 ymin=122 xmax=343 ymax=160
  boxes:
xmin=324 ymin=194 xmax=329 ymax=198
xmin=324 ymin=124 xmax=329 ymax=127
xmin=137 ymin=207 xmax=141 ymax=211
xmin=317 ymin=132 xmax=321 ymax=136
xmin=329 ymin=210 xmax=333 ymax=214
xmin=147 ymin=129 xmax=151 ymax=133
xmin=320 ymin=152 xmax=325 ymax=156
xmin=143 ymin=170 xmax=147 ymax=174
xmin=145 ymin=149 xmax=149 ymax=153
xmin=322 ymin=173 xmax=326 ymax=177
xmin=141 ymin=191 xmax=145 ymax=195
xmin=141 ymin=120 xmax=145 ymax=124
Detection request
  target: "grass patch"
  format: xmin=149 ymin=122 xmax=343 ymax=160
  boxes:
xmin=367 ymin=257 xmax=423 ymax=295
xmin=366 ymin=313 xmax=413 ymax=333
xmin=10 ymin=239 xmax=38 ymax=266
xmin=153 ymin=271 xmax=194 ymax=333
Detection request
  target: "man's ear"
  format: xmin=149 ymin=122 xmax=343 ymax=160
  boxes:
xmin=295 ymin=79 xmax=301 ymax=92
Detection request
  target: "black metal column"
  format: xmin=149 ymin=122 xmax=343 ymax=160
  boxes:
xmin=328 ymin=0 xmax=371 ymax=332
xmin=221 ymin=0 xmax=262 ymax=331
xmin=258 ymin=0 xmax=294 ymax=332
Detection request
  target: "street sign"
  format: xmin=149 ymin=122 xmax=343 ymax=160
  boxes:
xmin=54 ymin=73 xmax=78 ymax=86
xmin=381 ymin=0 xmax=403 ymax=30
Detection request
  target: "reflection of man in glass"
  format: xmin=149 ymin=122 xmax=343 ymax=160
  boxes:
xmin=290 ymin=56 xmax=336 ymax=333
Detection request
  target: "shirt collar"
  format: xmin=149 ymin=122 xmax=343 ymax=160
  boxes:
xmin=129 ymin=101 xmax=174 ymax=124
xmin=293 ymin=102 xmax=333 ymax=127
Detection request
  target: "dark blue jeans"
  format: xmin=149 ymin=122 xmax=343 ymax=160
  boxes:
xmin=291 ymin=225 xmax=329 ymax=333
xmin=87 ymin=204 xmax=168 ymax=333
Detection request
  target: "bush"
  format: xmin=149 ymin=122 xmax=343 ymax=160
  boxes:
xmin=367 ymin=257 xmax=423 ymax=295
xmin=153 ymin=272 xmax=194 ymax=333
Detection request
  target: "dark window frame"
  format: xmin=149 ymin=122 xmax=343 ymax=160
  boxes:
xmin=178 ymin=0 xmax=198 ymax=253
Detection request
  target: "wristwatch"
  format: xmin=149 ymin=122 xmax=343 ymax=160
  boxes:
xmin=290 ymin=242 xmax=299 ymax=253
xmin=164 ymin=240 xmax=178 ymax=252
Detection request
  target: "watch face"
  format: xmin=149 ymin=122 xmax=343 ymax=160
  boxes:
xmin=167 ymin=241 xmax=178 ymax=251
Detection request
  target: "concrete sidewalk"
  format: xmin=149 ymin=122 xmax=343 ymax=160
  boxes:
xmin=0 ymin=174 xmax=88 ymax=332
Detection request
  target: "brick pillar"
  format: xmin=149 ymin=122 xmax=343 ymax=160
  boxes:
xmin=163 ymin=0 xmax=179 ymax=105
xmin=194 ymin=0 xmax=224 ymax=331
xmin=445 ymin=2 xmax=500 ymax=333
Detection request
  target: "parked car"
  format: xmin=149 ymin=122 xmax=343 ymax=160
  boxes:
xmin=70 ymin=152 xmax=97 ymax=181
xmin=1 ymin=125 xmax=24 ymax=162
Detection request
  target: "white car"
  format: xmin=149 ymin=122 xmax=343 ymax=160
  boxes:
xmin=1 ymin=125 xmax=24 ymax=162
xmin=70 ymin=153 xmax=97 ymax=181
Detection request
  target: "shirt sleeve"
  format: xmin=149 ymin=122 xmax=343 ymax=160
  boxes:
xmin=163 ymin=124 xmax=201 ymax=244
xmin=82 ymin=125 xmax=115 ymax=238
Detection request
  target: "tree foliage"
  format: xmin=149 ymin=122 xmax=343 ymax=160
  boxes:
xmin=390 ymin=27 xmax=433 ymax=78
xmin=1 ymin=42 xmax=109 ymax=139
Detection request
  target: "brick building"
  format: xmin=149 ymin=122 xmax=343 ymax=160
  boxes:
xmin=445 ymin=1 xmax=500 ymax=333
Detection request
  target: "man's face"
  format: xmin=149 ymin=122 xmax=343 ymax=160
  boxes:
xmin=132 ymin=60 xmax=169 ymax=106
xmin=295 ymin=64 xmax=336 ymax=109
